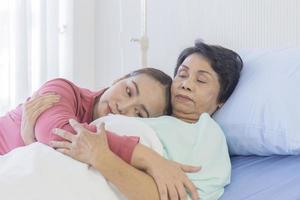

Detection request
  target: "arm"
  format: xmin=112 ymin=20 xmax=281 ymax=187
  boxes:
xmin=21 ymin=92 xmax=60 ymax=145
xmin=131 ymin=144 xmax=201 ymax=200
xmin=21 ymin=81 xmax=139 ymax=163
xmin=32 ymin=78 xmax=83 ymax=143
xmin=92 ymin=146 xmax=160 ymax=200
xmin=21 ymin=94 xmax=199 ymax=200
xmin=51 ymin=119 xmax=200 ymax=200
xmin=51 ymin=120 xmax=160 ymax=200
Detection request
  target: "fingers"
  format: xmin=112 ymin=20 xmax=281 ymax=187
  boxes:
xmin=97 ymin=123 xmax=109 ymax=145
xmin=167 ymin=183 xmax=179 ymax=200
xmin=22 ymin=136 xmax=37 ymax=146
xmin=154 ymin=177 xmax=168 ymax=200
xmin=30 ymin=102 xmax=55 ymax=121
xmin=28 ymin=93 xmax=60 ymax=106
xmin=69 ymin=119 xmax=84 ymax=133
xmin=171 ymin=161 xmax=200 ymax=200
xmin=30 ymin=91 xmax=56 ymax=99
xmin=96 ymin=123 xmax=105 ymax=133
xmin=31 ymin=92 xmax=56 ymax=99
xmin=53 ymin=128 xmax=74 ymax=142
xmin=173 ymin=177 xmax=199 ymax=200
xmin=179 ymin=163 xmax=201 ymax=173
xmin=50 ymin=141 xmax=72 ymax=149
xmin=175 ymin=182 xmax=188 ymax=200
xmin=24 ymin=93 xmax=60 ymax=117
xmin=31 ymin=92 xmax=39 ymax=99
xmin=183 ymin=178 xmax=199 ymax=200
xmin=97 ymin=123 xmax=106 ymax=136
xmin=155 ymin=175 xmax=181 ymax=200
xmin=56 ymin=148 xmax=72 ymax=157
xmin=24 ymin=136 xmax=37 ymax=145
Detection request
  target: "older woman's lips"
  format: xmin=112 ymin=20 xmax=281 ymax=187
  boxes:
xmin=175 ymin=95 xmax=194 ymax=103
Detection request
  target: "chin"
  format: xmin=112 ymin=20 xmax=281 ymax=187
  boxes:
xmin=173 ymin=106 xmax=193 ymax=114
xmin=174 ymin=103 xmax=192 ymax=110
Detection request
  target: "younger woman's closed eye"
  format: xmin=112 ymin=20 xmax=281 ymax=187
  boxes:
xmin=126 ymin=87 xmax=132 ymax=97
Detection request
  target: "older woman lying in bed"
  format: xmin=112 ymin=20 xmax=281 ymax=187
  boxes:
xmin=24 ymin=41 xmax=243 ymax=200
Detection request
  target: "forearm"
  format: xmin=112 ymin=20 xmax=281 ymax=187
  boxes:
xmin=131 ymin=143 xmax=163 ymax=171
xmin=91 ymin=149 xmax=160 ymax=200
xmin=130 ymin=144 xmax=201 ymax=200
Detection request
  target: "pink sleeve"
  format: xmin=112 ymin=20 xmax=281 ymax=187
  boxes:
xmin=106 ymin=132 xmax=140 ymax=164
xmin=82 ymin=123 xmax=140 ymax=164
xmin=33 ymin=79 xmax=82 ymax=143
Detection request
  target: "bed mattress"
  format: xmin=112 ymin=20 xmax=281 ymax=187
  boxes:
xmin=220 ymin=155 xmax=300 ymax=200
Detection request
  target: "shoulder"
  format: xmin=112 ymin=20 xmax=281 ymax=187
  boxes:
xmin=197 ymin=113 xmax=227 ymax=143
xmin=37 ymin=78 xmax=78 ymax=95
xmin=42 ymin=78 xmax=76 ymax=88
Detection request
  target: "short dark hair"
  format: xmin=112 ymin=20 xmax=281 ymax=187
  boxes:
xmin=121 ymin=68 xmax=172 ymax=115
xmin=174 ymin=41 xmax=243 ymax=104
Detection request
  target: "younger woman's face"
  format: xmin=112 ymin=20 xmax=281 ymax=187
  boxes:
xmin=93 ymin=74 xmax=167 ymax=119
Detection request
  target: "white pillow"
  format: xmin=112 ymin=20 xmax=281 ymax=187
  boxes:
xmin=91 ymin=114 xmax=163 ymax=155
xmin=213 ymin=48 xmax=300 ymax=155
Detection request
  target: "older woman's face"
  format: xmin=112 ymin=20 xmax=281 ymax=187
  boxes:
xmin=171 ymin=53 xmax=221 ymax=122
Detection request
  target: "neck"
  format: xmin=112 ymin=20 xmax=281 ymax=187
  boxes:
xmin=171 ymin=113 xmax=198 ymax=123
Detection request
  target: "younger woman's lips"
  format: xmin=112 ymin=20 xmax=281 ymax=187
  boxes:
xmin=107 ymin=103 xmax=113 ymax=114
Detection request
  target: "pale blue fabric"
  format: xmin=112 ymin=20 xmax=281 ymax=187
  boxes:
xmin=213 ymin=48 xmax=300 ymax=155
xmin=139 ymin=113 xmax=231 ymax=200
xmin=221 ymin=155 xmax=300 ymax=200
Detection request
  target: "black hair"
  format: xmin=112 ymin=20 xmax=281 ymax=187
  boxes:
xmin=174 ymin=41 xmax=243 ymax=104
xmin=122 ymin=68 xmax=172 ymax=115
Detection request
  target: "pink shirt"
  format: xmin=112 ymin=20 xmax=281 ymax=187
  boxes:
xmin=0 ymin=78 xmax=139 ymax=163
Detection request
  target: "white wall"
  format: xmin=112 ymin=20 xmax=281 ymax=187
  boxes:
xmin=95 ymin=0 xmax=123 ymax=89
xmin=95 ymin=0 xmax=142 ymax=88
xmin=73 ymin=0 xmax=96 ymax=89
xmin=95 ymin=0 xmax=300 ymax=86
xmin=147 ymin=0 xmax=300 ymax=75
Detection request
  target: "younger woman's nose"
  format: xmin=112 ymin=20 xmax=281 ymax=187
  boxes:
xmin=117 ymin=100 xmax=136 ymax=115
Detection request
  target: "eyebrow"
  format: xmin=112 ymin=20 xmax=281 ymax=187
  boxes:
xmin=132 ymin=80 xmax=150 ymax=118
xmin=132 ymin=80 xmax=140 ymax=95
xmin=181 ymin=64 xmax=213 ymax=77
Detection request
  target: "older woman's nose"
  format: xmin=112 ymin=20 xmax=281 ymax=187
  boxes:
xmin=181 ymin=79 xmax=193 ymax=91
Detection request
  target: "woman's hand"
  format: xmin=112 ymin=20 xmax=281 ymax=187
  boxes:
xmin=50 ymin=119 xmax=110 ymax=166
xmin=21 ymin=92 xmax=60 ymax=145
xmin=131 ymin=144 xmax=201 ymax=200
xmin=148 ymin=159 xmax=201 ymax=200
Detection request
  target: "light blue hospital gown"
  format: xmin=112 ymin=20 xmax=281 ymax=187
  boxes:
xmin=138 ymin=113 xmax=231 ymax=200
